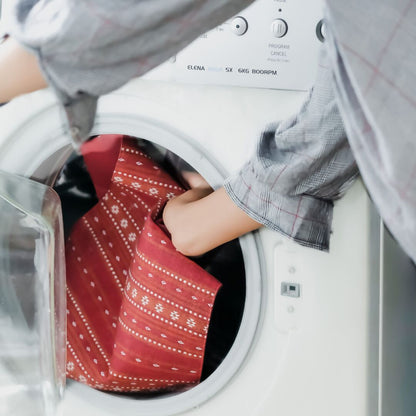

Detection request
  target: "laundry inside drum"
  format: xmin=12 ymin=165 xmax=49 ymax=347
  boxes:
xmin=51 ymin=135 xmax=246 ymax=396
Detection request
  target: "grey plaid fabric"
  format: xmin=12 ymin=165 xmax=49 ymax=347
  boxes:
xmin=225 ymin=48 xmax=358 ymax=251
xmin=8 ymin=0 xmax=416 ymax=263
xmin=8 ymin=0 xmax=254 ymax=146
xmin=324 ymin=0 xmax=416 ymax=264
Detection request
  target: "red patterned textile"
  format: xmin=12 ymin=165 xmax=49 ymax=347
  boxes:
xmin=65 ymin=135 xmax=221 ymax=392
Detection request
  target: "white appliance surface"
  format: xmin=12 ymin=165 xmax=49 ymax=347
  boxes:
xmin=0 ymin=79 xmax=415 ymax=416
xmin=0 ymin=0 xmax=415 ymax=415
xmin=146 ymin=0 xmax=325 ymax=90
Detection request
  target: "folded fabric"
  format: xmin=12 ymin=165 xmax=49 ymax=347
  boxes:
xmin=65 ymin=135 xmax=222 ymax=392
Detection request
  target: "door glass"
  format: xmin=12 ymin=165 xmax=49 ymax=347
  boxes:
xmin=0 ymin=171 xmax=66 ymax=416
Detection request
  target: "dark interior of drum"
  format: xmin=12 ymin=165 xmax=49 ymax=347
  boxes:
xmin=52 ymin=136 xmax=246 ymax=392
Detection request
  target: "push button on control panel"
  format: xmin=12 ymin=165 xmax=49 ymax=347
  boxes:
xmin=316 ymin=19 xmax=326 ymax=42
xmin=230 ymin=16 xmax=248 ymax=36
xmin=271 ymin=18 xmax=288 ymax=38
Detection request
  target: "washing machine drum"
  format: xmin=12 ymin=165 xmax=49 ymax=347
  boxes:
xmin=0 ymin=92 xmax=263 ymax=416
xmin=54 ymin=137 xmax=246 ymax=383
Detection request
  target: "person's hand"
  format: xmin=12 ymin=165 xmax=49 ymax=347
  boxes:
xmin=181 ymin=171 xmax=212 ymax=190
xmin=163 ymin=184 xmax=261 ymax=257
xmin=0 ymin=38 xmax=47 ymax=102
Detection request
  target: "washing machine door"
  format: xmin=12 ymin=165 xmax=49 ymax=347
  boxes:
xmin=0 ymin=171 xmax=66 ymax=416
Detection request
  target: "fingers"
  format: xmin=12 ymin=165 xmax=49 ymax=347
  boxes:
xmin=163 ymin=187 xmax=261 ymax=256
xmin=181 ymin=171 xmax=212 ymax=190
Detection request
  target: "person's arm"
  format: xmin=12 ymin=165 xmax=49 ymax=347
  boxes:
xmin=0 ymin=37 xmax=47 ymax=102
xmin=163 ymin=185 xmax=261 ymax=257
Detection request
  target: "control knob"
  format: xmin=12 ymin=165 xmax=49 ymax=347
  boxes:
xmin=271 ymin=18 xmax=288 ymax=38
xmin=230 ymin=16 xmax=248 ymax=36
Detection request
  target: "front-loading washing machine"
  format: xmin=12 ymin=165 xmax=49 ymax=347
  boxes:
xmin=1 ymin=1 xmax=416 ymax=416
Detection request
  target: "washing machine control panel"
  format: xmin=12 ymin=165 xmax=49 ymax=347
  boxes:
xmin=146 ymin=0 xmax=325 ymax=91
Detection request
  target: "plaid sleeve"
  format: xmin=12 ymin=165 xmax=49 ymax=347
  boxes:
xmin=9 ymin=0 xmax=253 ymax=146
xmin=224 ymin=48 xmax=359 ymax=251
xmin=325 ymin=0 xmax=416 ymax=264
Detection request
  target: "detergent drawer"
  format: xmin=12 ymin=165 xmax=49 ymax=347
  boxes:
xmin=0 ymin=171 xmax=66 ymax=416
